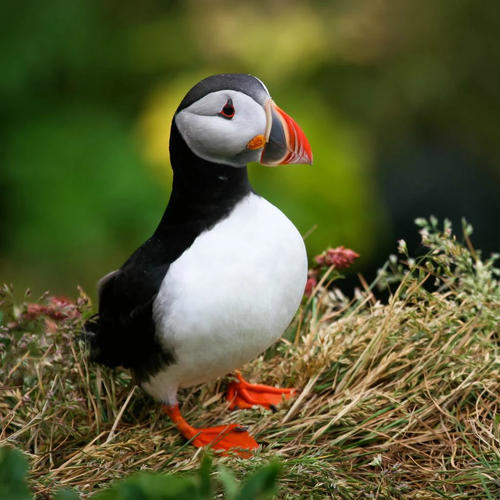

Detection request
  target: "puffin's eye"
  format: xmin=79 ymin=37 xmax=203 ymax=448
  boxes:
xmin=219 ymin=98 xmax=235 ymax=119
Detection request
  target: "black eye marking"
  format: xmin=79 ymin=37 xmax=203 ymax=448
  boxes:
xmin=219 ymin=98 xmax=235 ymax=119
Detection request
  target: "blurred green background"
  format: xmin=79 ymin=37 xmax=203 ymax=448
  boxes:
xmin=2 ymin=0 xmax=499 ymax=299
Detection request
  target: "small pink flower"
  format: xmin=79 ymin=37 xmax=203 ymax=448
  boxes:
xmin=314 ymin=246 xmax=360 ymax=269
xmin=25 ymin=296 xmax=80 ymax=321
xmin=304 ymin=277 xmax=318 ymax=297
xmin=314 ymin=254 xmax=326 ymax=266
xmin=26 ymin=303 xmax=47 ymax=318
xmin=49 ymin=296 xmax=73 ymax=308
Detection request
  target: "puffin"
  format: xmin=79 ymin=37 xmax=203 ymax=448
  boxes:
xmin=85 ymin=74 xmax=313 ymax=456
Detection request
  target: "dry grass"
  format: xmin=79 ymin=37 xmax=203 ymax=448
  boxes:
xmin=1 ymin=218 xmax=499 ymax=498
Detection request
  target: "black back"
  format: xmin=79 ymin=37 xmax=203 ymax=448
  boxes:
xmin=86 ymin=91 xmax=254 ymax=381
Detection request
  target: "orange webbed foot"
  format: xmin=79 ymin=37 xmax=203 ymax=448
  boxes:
xmin=162 ymin=404 xmax=258 ymax=458
xmin=226 ymin=371 xmax=296 ymax=410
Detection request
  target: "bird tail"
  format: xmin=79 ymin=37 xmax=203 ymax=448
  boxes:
xmin=82 ymin=314 xmax=104 ymax=363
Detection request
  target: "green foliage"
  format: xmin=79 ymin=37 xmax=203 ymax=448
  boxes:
xmin=0 ymin=447 xmax=31 ymax=500
xmin=0 ymin=448 xmax=280 ymax=500
xmin=378 ymin=216 xmax=500 ymax=311
xmin=227 ymin=461 xmax=280 ymax=500
xmin=93 ymin=455 xmax=280 ymax=500
xmin=54 ymin=489 xmax=82 ymax=500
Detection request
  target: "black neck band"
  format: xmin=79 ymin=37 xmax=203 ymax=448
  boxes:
xmin=154 ymin=121 xmax=252 ymax=236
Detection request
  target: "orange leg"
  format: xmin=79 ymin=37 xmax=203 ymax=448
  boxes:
xmin=226 ymin=371 xmax=296 ymax=410
xmin=162 ymin=404 xmax=258 ymax=458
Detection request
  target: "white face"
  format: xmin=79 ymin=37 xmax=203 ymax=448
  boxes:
xmin=175 ymin=90 xmax=267 ymax=167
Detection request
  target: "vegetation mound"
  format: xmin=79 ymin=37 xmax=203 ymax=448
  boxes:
xmin=1 ymin=218 xmax=499 ymax=498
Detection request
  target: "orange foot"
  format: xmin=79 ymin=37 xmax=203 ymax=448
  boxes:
xmin=162 ymin=404 xmax=258 ymax=458
xmin=226 ymin=371 xmax=296 ymax=411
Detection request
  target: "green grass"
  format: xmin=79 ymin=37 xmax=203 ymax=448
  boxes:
xmin=1 ymin=217 xmax=499 ymax=498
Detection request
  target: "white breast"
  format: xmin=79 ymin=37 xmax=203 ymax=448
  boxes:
xmin=143 ymin=193 xmax=307 ymax=404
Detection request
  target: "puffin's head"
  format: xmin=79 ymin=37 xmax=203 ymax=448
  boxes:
xmin=173 ymin=74 xmax=312 ymax=168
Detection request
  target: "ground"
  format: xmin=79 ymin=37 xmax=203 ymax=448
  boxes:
xmin=0 ymin=218 xmax=499 ymax=499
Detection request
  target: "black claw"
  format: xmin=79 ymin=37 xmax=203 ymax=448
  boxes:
xmin=270 ymin=404 xmax=278 ymax=413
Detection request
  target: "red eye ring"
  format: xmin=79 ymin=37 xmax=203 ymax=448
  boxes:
xmin=219 ymin=98 xmax=235 ymax=119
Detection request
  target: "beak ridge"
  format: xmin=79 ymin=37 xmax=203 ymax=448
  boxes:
xmin=260 ymin=100 xmax=313 ymax=166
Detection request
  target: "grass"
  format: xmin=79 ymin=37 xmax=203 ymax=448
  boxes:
xmin=1 ymin=217 xmax=499 ymax=498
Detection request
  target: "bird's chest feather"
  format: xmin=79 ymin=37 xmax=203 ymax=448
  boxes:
xmin=152 ymin=193 xmax=307 ymax=385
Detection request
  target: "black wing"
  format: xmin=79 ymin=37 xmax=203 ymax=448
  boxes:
xmin=84 ymin=238 xmax=175 ymax=382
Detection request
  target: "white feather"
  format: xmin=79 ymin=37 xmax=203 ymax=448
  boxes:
xmin=175 ymin=90 xmax=267 ymax=167
xmin=143 ymin=193 xmax=307 ymax=405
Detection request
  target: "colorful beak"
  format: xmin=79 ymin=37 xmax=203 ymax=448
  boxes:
xmin=260 ymin=99 xmax=313 ymax=166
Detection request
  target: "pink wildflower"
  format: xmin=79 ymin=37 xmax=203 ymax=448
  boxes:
xmin=314 ymin=246 xmax=360 ymax=269
xmin=25 ymin=296 xmax=80 ymax=321
xmin=304 ymin=277 xmax=318 ymax=297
